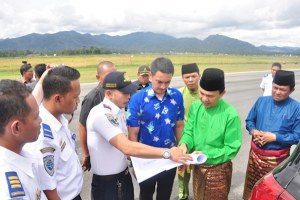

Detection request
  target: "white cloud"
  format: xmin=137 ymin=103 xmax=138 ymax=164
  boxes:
xmin=1 ymin=0 xmax=300 ymax=47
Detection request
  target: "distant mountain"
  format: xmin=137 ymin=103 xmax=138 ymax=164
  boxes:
xmin=0 ymin=31 xmax=299 ymax=54
xmin=258 ymin=45 xmax=300 ymax=53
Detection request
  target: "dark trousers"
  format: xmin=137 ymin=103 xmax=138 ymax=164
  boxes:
xmin=91 ymin=168 xmax=134 ymax=200
xmin=139 ymin=167 xmax=176 ymax=200
xmin=72 ymin=194 xmax=82 ymax=200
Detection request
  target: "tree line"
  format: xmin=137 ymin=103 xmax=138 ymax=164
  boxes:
xmin=0 ymin=47 xmax=113 ymax=57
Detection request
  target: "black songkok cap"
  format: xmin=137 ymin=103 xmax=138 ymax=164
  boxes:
xmin=273 ymin=70 xmax=295 ymax=87
xmin=200 ymin=68 xmax=225 ymax=91
xmin=181 ymin=63 xmax=199 ymax=75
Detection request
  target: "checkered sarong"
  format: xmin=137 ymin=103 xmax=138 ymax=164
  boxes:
xmin=243 ymin=141 xmax=290 ymax=200
xmin=193 ymin=161 xmax=232 ymax=200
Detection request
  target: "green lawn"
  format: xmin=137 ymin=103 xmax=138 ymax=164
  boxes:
xmin=1 ymin=54 xmax=299 ymax=82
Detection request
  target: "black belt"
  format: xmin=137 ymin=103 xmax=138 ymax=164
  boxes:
xmin=93 ymin=168 xmax=129 ymax=181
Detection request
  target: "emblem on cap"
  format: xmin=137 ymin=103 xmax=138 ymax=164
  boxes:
xmin=123 ymin=74 xmax=131 ymax=83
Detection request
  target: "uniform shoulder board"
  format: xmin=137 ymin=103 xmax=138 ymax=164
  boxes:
xmin=263 ymin=73 xmax=269 ymax=77
xmin=103 ymin=103 xmax=112 ymax=110
xmin=5 ymin=171 xmax=25 ymax=198
xmin=42 ymin=123 xmax=54 ymax=139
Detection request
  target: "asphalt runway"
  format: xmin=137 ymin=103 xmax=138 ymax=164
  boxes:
xmin=68 ymin=70 xmax=300 ymax=200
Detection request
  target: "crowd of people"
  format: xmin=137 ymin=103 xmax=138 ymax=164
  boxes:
xmin=0 ymin=58 xmax=299 ymax=200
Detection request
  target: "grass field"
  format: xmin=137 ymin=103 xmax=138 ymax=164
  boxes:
xmin=1 ymin=54 xmax=299 ymax=82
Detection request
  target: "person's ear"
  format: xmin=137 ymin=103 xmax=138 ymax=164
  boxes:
xmin=11 ymin=120 xmax=21 ymax=136
xmin=54 ymin=94 xmax=61 ymax=103
xmin=220 ymin=90 xmax=226 ymax=98
xmin=149 ymin=72 xmax=153 ymax=81
xmin=96 ymin=74 xmax=101 ymax=82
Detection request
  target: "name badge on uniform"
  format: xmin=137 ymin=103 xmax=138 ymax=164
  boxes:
xmin=43 ymin=155 xmax=54 ymax=176
xmin=5 ymin=171 xmax=25 ymax=198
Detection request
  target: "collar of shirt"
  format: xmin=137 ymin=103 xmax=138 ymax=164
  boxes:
xmin=0 ymin=146 xmax=35 ymax=178
xmin=39 ymin=104 xmax=69 ymax=133
xmin=145 ymin=85 xmax=173 ymax=100
xmin=181 ymin=86 xmax=199 ymax=95
xmin=102 ymin=97 xmax=124 ymax=116
xmin=273 ymin=97 xmax=291 ymax=106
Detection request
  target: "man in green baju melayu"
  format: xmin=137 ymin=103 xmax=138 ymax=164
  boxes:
xmin=179 ymin=68 xmax=242 ymax=200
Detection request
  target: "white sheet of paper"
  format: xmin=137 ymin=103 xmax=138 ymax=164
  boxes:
xmin=131 ymin=154 xmax=207 ymax=183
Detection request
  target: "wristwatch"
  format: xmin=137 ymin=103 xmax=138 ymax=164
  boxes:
xmin=163 ymin=149 xmax=171 ymax=159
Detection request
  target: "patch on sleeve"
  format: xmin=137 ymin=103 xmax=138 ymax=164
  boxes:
xmin=43 ymin=155 xmax=54 ymax=176
xmin=5 ymin=171 xmax=25 ymax=198
xmin=40 ymin=147 xmax=55 ymax=154
xmin=105 ymin=113 xmax=119 ymax=127
xmin=42 ymin=123 xmax=53 ymax=139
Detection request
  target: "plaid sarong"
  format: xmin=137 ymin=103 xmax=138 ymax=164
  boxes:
xmin=193 ymin=161 xmax=232 ymax=200
xmin=243 ymin=141 xmax=290 ymax=200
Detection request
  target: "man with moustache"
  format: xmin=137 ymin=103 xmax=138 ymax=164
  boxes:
xmin=179 ymin=68 xmax=242 ymax=200
xmin=243 ymin=70 xmax=300 ymax=199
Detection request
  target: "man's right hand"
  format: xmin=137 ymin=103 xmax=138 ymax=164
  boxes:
xmin=169 ymin=146 xmax=192 ymax=165
xmin=82 ymin=155 xmax=91 ymax=171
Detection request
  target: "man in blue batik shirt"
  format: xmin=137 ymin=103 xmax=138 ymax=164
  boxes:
xmin=127 ymin=57 xmax=184 ymax=200
xmin=243 ymin=70 xmax=300 ymax=200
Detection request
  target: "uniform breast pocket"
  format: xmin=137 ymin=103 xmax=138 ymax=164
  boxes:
xmin=60 ymin=143 xmax=73 ymax=162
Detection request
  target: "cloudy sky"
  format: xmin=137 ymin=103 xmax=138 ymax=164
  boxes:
xmin=2 ymin=0 xmax=300 ymax=47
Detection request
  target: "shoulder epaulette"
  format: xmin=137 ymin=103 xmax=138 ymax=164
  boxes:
xmin=42 ymin=123 xmax=54 ymax=139
xmin=103 ymin=104 xmax=112 ymax=110
xmin=5 ymin=171 xmax=25 ymax=198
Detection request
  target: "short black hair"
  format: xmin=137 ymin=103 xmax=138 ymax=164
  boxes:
xmin=0 ymin=80 xmax=31 ymax=134
xmin=43 ymin=66 xmax=80 ymax=100
xmin=20 ymin=64 xmax=32 ymax=75
xmin=150 ymin=57 xmax=174 ymax=75
xmin=272 ymin=62 xmax=282 ymax=69
xmin=34 ymin=63 xmax=47 ymax=79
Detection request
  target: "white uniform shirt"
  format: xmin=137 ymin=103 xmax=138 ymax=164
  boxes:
xmin=0 ymin=146 xmax=46 ymax=200
xmin=260 ymin=73 xmax=273 ymax=96
xmin=87 ymin=97 xmax=128 ymax=175
xmin=24 ymin=105 xmax=83 ymax=200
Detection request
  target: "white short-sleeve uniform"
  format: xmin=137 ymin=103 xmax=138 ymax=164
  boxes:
xmin=24 ymin=105 xmax=83 ymax=199
xmin=87 ymin=97 xmax=128 ymax=175
xmin=0 ymin=146 xmax=46 ymax=200
xmin=260 ymin=73 xmax=273 ymax=96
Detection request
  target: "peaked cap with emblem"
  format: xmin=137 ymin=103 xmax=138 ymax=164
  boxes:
xmin=138 ymin=65 xmax=151 ymax=75
xmin=103 ymin=71 xmax=138 ymax=94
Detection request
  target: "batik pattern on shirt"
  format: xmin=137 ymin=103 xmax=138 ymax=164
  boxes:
xmin=127 ymin=86 xmax=184 ymax=148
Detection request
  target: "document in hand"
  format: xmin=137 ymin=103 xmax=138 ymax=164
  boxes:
xmin=131 ymin=154 xmax=207 ymax=183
